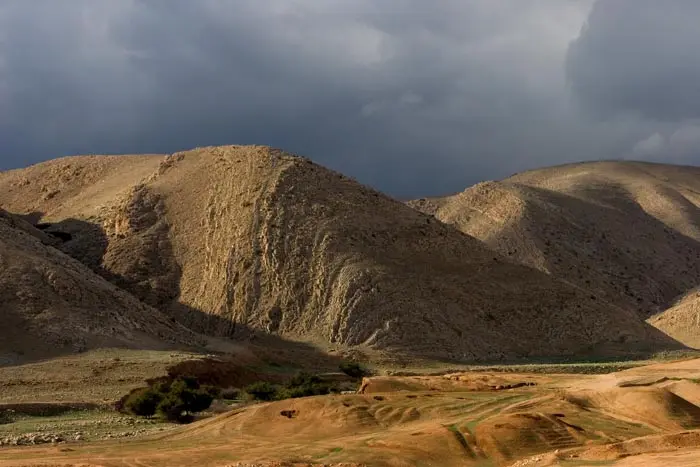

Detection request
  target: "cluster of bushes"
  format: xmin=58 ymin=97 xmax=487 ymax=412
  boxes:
xmin=241 ymin=362 xmax=371 ymax=402
xmin=339 ymin=361 xmax=371 ymax=379
xmin=0 ymin=410 xmax=12 ymax=425
xmin=245 ymin=372 xmax=339 ymax=401
xmin=123 ymin=376 xmax=219 ymax=423
xmin=121 ymin=361 xmax=372 ymax=421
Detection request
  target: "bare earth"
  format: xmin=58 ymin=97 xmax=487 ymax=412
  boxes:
xmin=2 ymin=358 xmax=700 ymax=466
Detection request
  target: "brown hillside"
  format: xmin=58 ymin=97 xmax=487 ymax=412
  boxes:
xmin=409 ymin=161 xmax=700 ymax=329
xmin=0 ymin=209 xmax=200 ymax=364
xmin=649 ymin=288 xmax=700 ymax=348
xmin=0 ymin=148 xmax=680 ymax=360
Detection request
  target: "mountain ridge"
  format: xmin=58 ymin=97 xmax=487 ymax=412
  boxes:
xmin=409 ymin=160 xmax=700 ymax=348
xmin=0 ymin=146 xmax=679 ymax=361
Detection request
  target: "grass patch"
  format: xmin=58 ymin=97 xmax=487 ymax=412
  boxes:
xmin=0 ymin=408 xmax=173 ymax=442
xmin=465 ymin=362 xmax=644 ymax=375
xmin=649 ymin=349 xmax=700 ymax=361
xmin=386 ymin=350 xmax=700 ymax=377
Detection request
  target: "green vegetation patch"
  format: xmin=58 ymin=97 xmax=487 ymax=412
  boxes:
xmin=122 ymin=376 xmax=219 ymax=423
xmin=246 ymin=372 xmax=342 ymax=402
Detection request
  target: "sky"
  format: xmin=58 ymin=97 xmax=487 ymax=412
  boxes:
xmin=1 ymin=0 xmax=699 ymax=198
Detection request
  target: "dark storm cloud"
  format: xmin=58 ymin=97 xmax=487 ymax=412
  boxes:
xmin=567 ymin=0 xmax=700 ymax=162
xmin=1 ymin=1 xmax=699 ymax=197
xmin=567 ymin=0 xmax=700 ymax=122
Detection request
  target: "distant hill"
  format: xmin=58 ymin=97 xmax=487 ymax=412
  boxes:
xmin=409 ymin=160 xmax=700 ymax=347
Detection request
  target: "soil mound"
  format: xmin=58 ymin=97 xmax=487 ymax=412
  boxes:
xmin=569 ymin=387 xmax=700 ymax=431
xmin=474 ymin=412 xmax=587 ymax=463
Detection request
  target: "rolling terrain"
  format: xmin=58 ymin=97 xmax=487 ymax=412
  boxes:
xmin=0 ymin=147 xmax=677 ymax=361
xmin=4 ymin=358 xmax=700 ymax=466
xmin=409 ymin=161 xmax=700 ymax=347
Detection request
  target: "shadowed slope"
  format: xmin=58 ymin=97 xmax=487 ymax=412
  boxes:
xmin=0 ymin=209 xmax=201 ymax=364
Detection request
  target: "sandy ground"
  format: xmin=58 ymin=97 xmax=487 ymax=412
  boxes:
xmin=3 ymin=358 xmax=700 ymax=466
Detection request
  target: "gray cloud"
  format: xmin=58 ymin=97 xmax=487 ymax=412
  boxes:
xmin=0 ymin=1 xmax=698 ymax=197
xmin=632 ymin=124 xmax=700 ymax=163
xmin=567 ymin=0 xmax=700 ymax=122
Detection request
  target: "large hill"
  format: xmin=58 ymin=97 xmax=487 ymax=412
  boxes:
xmin=0 ymin=208 xmax=200 ymax=364
xmin=409 ymin=161 xmax=700 ymax=347
xmin=0 ymin=147 xmax=677 ymax=361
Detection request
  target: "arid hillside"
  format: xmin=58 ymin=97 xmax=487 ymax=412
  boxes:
xmin=0 ymin=209 xmax=200 ymax=364
xmin=649 ymin=288 xmax=700 ymax=348
xmin=409 ymin=161 xmax=700 ymax=346
xmin=0 ymin=147 xmax=678 ymax=361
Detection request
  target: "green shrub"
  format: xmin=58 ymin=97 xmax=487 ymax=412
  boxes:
xmin=277 ymin=384 xmax=331 ymax=399
xmin=203 ymin=385 xmax=222 ymax=399
xmin=273 ymin=372 xmax=338 ymax=400
xmin=124 ymin=376 xmax=215 ymax=423
xmin=124 ymin=388 xmax=163 ymax=417
xmin=220 ymin=388 xmax=243 ymax=400
xmin=287 ymin=372 xmax=322 ymax=387
xmin=245 ymin=381 xmax=279 ymax=401
xmin=339 ymin=362 xmax=371 ymax=379
xmin=157 ymin=393 xmax=185 ymax=422
xmin=245 ymin=373 xmax=342 ymax=402
xmin=0 ymin=410 xmax=13 ymax=425
xmin=185 ymin=388 xmax=215 ymax=413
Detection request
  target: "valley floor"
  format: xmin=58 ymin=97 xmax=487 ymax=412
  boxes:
xmin=4 ymin=354 xmax=700 ymax=466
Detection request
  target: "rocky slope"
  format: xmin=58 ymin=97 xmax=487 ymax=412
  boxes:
xmin=0 ymin=209 xmax=201 ymax=364
xmin=0 ymin=149 xmax=680 ymax=360
xmin=409 ymin=161 xmax=700 ymax=348
xmin=649 ymin=287 xmax=700 ymax=348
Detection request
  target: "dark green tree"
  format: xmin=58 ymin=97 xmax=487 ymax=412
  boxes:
xmin=339 ymin=361 xmax=371 ymax=379
xmin=245 ymin=381 xmax=279 ymax=401
xmin=124 ymin=376 xmax=216 ymax=423
xmin=124 ymin=389 xmax=163 ymax=417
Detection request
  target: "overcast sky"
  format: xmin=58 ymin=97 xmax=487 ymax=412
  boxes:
xmin=1 ymin=0 xmax=699 ymax=198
